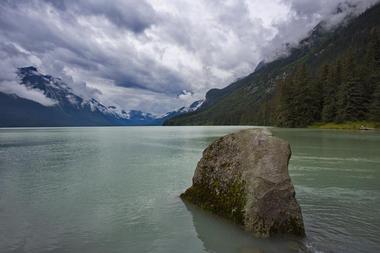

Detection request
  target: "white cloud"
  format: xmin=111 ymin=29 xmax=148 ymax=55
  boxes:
xmin=0 ymin=80 xmax=57 ymax=106
xmin=0 ymin=41 xmax=57 ymax=106
xmin=0 ymin=0 xmax=378 ymax=114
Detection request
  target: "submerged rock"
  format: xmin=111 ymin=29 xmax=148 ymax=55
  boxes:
xmin=181 ymin=128 xmax=305 ymax=238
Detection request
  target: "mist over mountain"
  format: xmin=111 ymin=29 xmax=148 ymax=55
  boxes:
xmin=165 ymin=2 xmax=380 ymax=126
xmin=0 ymin=0 xmax=379 ymax=126
xmin=0 ymin=67 xmax=200 ymax=127
xmin=1 ymin=0 xmax=379 ymax=117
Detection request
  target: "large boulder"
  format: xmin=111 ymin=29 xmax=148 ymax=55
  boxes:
xmin=181 ymin=128 xmax=305 ymax=238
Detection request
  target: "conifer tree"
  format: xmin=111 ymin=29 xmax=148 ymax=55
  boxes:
xmin=344 ymin=76 xmax=367 ymax=121
xmin=322 ymin=64 xmax=337 ymax=122
xmin=368 ymin=28 xmax=380 ymax=121
xmin=277 ymin=76 xmax=295 ymax=127
xmin=293 ymin=64 xmax=316 ymax=127
xmin=336 ymin=52 xmax=355 ymax=122
xmin=369 ymin=84 xmax=380 ymax=121
xmin=312 ymin=65 xmax=328 ymax=121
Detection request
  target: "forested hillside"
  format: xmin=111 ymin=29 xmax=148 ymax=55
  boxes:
xmin=276 ymin=32 xmax=380 ymax=127
xmin=165 ymin=3 xmax=380 ymax=127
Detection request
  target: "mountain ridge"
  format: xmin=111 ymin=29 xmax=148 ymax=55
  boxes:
xmin=164 ymin=3 xmax=380 ymax=126
xmin=0 ymin=67 xmax=202 ymax=127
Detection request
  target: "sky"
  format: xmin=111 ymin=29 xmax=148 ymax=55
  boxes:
xmin=0 ymin=0 xmax=379 ymax=114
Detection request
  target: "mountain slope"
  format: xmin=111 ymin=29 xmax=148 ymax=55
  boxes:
xmin=0 ymin=67 xmax=191 ymax=127
xmin=164 ymin=3 xmax=380 ymax=126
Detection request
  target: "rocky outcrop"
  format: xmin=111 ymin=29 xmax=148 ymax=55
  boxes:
xmin=181 ymin=128 xmax=305 ymax=238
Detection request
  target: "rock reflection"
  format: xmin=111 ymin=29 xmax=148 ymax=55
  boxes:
xmin=183 ymin=201 xmax=307 ymax=253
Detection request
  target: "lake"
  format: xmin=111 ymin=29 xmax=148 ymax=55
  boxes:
xmin=0 ymin=126 xmax=379 ymax=253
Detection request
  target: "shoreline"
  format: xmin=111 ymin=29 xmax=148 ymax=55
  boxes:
xmin=309 ymin=121 xmax=380 ymax=130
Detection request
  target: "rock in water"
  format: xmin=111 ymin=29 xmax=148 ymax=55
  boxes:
xmin=181 ymin=129 xmax=305 ymax=238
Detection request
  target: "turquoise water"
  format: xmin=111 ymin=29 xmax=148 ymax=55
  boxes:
xmin=0 ymin=126 xmax=379 ymax=253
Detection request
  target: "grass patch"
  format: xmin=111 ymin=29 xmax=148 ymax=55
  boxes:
xmin=309 ymin=121 xmax=380 ymax=130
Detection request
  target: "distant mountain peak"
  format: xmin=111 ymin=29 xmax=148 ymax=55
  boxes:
xmin=1 ymin=66 xmax=199 ymax=126
xmin=19 ymin=66 xmax=38 ymax=72
xmin=159 ymin=99 xmax=204 ymax=120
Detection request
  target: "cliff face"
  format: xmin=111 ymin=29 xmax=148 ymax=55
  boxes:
xmin=181 ymin=129 xmax=305 ymax=238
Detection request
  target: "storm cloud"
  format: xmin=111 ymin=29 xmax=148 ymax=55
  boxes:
xmin=0 ymin=0 xmax=378 ymax=114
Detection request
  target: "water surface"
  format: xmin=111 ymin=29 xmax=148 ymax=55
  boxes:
xmin=0 ymin=126 xmax=379 ymax=253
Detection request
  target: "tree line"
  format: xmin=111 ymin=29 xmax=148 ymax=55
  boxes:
xmin=276 ymin=29 xmax=380 ymax=127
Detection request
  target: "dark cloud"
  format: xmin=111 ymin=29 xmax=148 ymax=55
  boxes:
xmin=0 ymin=0 xmax=378 ymax=114
xmin=45 ymin=0 xmax=158 ymax=33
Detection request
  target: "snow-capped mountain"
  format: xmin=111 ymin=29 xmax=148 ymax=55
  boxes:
xmin=17 ymin=67 xmax=132 ymax=121
xmin=178 ymin=99 xmax=205 ymax=113
xmin=160 ymin=99 xmax=204 ymax=119
xmin=0 ymin=67 xmax=203 ymax=127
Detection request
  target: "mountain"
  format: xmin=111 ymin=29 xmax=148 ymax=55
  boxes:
xmin=164 ymin=3 xmax=380 ymax=126
xmin=160 ymin=100 xmax=204 ymax=119
xmin=0 ymin=67 xmax=194 ymax=127
xmin=154 ymin=99 xmax=205 ymax=125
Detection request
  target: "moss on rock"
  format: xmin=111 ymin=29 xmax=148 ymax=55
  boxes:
xmin=181 ymin=178 xmax=246 ymax=225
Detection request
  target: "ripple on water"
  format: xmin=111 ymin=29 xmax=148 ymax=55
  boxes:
xmin=292 ymin=155 xmax=380 ymax=164
xmin=1 ymin=127 xmax=380 ymax=253
xmin=297 ymin=185 xmax=380 ymax=253
xmin=291 ymin=165 xmax=374 ymax=173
